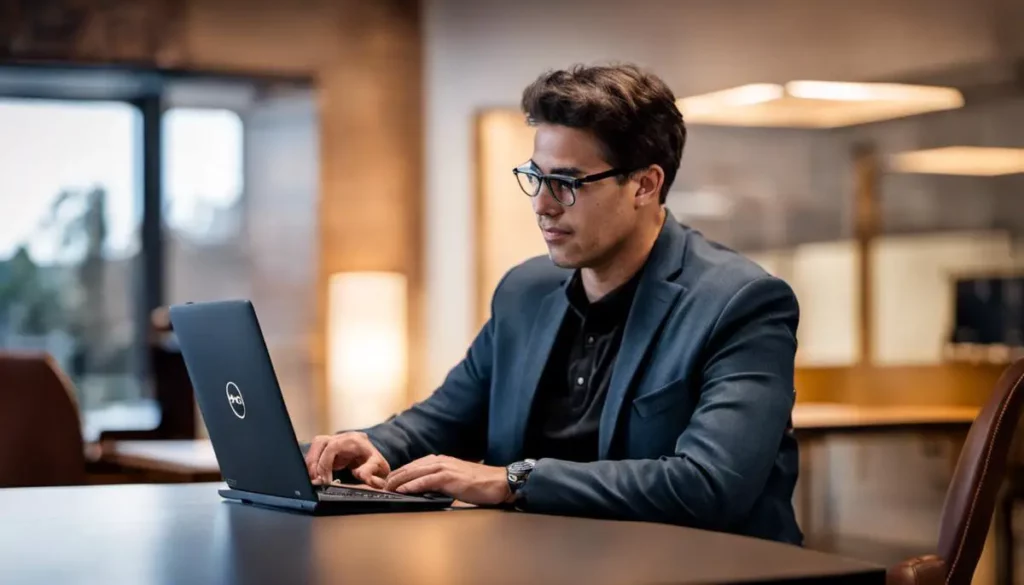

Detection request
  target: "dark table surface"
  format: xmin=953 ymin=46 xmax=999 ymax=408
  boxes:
xmin=0 ymin=482 xmax=884 ymax=585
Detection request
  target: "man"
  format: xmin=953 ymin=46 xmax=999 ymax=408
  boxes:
xmin=305 ymin=64 xmax=802 ymax=544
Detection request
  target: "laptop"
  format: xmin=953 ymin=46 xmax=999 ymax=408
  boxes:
xmin=167 ymin=299 xmax=454 ymax=514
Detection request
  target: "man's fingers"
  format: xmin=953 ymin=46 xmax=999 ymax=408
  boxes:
xmin=352 ymin=456 xmax=388 ymax=488
xmin=372 ymin=454 xmax=392 ymax=478
xmin=395 ymin=471 xmax=454 ymax=495
xmin=305 ymin=437 xmax=329 ymax=479
xmin=316 ymin=440 xmax=356 ymax=484
xmin=384 ymin=463 xmax=430 ymax=490
xmin=305 ymin=433 xmax=387 ymax=486
xmin=385 ymin=454 xmax=439 ymax=480
xmin=352 ymin=454 xmax=391 ymax=487
xmin=305 ymin=437 xmax=327 ymax=468
xmin=384 ymin=460 xmax=445 ymax=492
xmin=353 ymin=467 xmax=386 ymax=489
xmin=314 ymin=442 xmax=337 ymax=483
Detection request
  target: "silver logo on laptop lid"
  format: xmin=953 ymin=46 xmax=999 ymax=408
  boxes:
xmin=226 ymin=381 xmax=246 ymax=419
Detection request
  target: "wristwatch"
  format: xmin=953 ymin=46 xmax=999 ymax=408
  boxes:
xmin=506 ymin=459 xmax=536 ymax=502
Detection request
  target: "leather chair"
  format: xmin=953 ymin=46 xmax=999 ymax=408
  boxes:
xmin=0 ymin=352 xmax=87 ymax=487
xmin=887 ymin=357 xmax=1024 ymax=585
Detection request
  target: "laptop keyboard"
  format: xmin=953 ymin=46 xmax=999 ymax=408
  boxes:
xmin=319 ymin=485 xmax=409 ymax=501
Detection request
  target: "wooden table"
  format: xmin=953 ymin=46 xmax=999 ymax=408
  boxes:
xmin=98 ymin=439 xmax=221 ymax=482
xmin=0 ymin=483 xmax=884 ymax=585
xmin=793 ymin=403 xmax=979 ymax=436
xmin=791 ymin=402 xmax=979 ymax=559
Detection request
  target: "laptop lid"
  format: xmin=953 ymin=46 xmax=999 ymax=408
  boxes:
xmin=168 ymin=300 xmax=318 ymax=502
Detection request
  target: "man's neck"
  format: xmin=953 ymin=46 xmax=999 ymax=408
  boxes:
xmin=580 ymin=208 xmax=665 ymax=303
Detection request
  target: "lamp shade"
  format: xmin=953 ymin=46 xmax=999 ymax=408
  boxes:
xmin=676 ymin=81 xmax=964 ymax=128
xmin=327 ymin=271 xmax=408 ymax=430
xmin=888 ymin=147 xmax=1024 ymax=176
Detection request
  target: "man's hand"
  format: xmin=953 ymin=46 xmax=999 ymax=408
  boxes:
xmin=383 ymin=455 xmax=512 ymax=506
xmin=304 ymin=432 xmax=390 ymax=489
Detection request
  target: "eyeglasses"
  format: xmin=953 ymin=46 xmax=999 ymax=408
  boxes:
xmin=512 ymin=163 xmax=635 ymax=207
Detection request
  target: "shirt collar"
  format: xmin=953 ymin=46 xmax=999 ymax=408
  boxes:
xmin=564 ymin=266 xmax=643 ymax=328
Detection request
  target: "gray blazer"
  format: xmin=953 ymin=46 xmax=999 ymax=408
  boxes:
xmin=361 ymin=212 xmax=802 ymax=544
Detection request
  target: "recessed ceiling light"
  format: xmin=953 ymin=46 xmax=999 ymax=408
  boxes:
xmin=676 ymin=81 xmax=964 ymax=128
xmin=889 ymin=146 xmax=1024 ymax=176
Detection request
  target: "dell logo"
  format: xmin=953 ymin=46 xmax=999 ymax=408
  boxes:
xmin=225 ymin=381 xmax=246 ymax=419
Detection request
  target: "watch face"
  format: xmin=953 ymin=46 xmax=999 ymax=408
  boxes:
xmin=508 ymin=459 xmax=535 ymax=475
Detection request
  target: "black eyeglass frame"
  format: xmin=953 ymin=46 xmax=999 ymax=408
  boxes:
xmin=511 ymin=164 xmax=639 ymax=207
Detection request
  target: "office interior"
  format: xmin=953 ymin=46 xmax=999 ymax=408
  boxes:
xmin=1 ymin=0 xmax=1024 ymax=583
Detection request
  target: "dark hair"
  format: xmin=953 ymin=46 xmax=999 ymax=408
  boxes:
xmin=520 ymin=63 xmax=686 ymax=204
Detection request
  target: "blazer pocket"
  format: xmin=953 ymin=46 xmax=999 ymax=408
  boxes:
xmin=632 ymin=379 xmax=690 ymax=418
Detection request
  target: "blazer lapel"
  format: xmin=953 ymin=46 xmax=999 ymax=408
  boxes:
xmin=508 ymin=284 xmax=569 ymax=460
xmin=598 ymin=216 xmax=688 ymax=459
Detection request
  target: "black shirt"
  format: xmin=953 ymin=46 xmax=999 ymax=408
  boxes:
xmin=522 ymin=269 xmax=642 ymax=462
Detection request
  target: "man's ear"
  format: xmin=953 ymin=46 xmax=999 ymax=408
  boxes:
xmin=634 ymin=165 xmax=665 ymax=208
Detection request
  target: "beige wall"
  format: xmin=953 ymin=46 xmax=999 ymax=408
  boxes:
xmin=750 ymin=233 xmax=1020 ymax=368
xmin=474 ymin=110 xmax=546 ymax=325
xmin=748 ymin=243 xmax=862 ymax=367
xmin=869 ymin=233 xmax=1018 ymax=365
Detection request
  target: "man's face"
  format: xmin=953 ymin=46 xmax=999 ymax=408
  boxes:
xmin=528 ymin=124 xmax=640 ymax=269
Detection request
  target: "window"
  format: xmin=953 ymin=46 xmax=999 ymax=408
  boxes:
xmin=0 ymin=98 xmax=158 ymax=438
xmin=162 ymin=108 xmax=250 ymax=304
xmin=0 ymin=71 xmax=316 ymax=440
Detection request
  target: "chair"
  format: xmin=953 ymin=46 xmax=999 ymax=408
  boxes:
xmin=0 ymin=352 xmax=87 ymax=487
xmin=887 ymin=357 xmax=1024 ymax=585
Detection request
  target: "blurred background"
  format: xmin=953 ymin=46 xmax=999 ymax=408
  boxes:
xmin=1 ymin=0 xmax=1024 ymax=582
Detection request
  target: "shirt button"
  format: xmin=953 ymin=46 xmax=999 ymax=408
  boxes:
xmin=586 ymin=336 xmax=595 ymax=345
xmin=576 ymin=376 xmax=585 ymax=386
